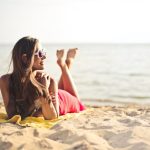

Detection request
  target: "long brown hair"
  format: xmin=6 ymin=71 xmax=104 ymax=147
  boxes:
xmin=8 ymin=36 xmax=46 ymax=118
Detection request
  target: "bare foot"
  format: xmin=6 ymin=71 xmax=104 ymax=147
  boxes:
xmin=66 ymin=48 xmax=78 ymax=69
xmin=56 ymin=49 xmax=66 ymax=68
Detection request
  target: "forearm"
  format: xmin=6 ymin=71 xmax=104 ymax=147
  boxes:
xmin=41 ymin=97 xmax=58 ymax=120
xmin=49 ymin=79 xmax=59 ymax=117
xmin=32 ymin=71 xmax=59 ymax=119
xmin=52 ymin=96 xmax=59 ymax=117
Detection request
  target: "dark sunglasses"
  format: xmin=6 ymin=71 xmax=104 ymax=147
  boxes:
xmin=34 ymin=49 xmax=46 ymax=58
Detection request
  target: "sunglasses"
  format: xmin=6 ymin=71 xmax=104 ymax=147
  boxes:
xmin=34 ymin=49 xmax=46 ymax=58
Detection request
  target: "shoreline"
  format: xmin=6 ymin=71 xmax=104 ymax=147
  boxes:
xmin=1 ymin=100 xmax=150 ymax=109
xmin=0 ymin=102 xmax=150 ymax=149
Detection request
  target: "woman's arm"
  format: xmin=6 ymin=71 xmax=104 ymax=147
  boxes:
xmin=49 ymin=78 xmax=59 ymax=117
xmin=40 ymin=96 xmax=58 ymax=120
xmin=0 ymin=75 xmax=16 ymax=118
xmin=0 ymin=75 xmax=9 ymax=106
xmin=33 ymin=70 xmax=59 ymax=119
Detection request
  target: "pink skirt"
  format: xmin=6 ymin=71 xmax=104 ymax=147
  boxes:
xmin=58 ymin=89 xmax=86 ymax=115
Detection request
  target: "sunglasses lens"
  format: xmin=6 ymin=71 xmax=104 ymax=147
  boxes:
xmin=40 ymin=51 xmax=46 ymax=58
xmin=39 ymin=51 xmax=42 ymax=57
xmin=35 ymin=50 xmax=46 ymax=58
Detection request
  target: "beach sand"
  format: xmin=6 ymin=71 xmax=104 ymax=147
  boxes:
xmin=0 ymin=102 xmax=150 ymax=150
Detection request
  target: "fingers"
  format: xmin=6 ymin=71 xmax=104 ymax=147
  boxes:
xmin=35 ymin=72 xmax=50 ymax=80
xmin=34 ymin=72 xmax=51 ymax=89
xmin=41 ymin=74 xmax=50 ymax=83
xmin=42 ymin=74 xmax=49 ymax=79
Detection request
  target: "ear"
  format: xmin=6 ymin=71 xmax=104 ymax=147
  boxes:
xmin=22 ymin=54 xmax=27 ymax=64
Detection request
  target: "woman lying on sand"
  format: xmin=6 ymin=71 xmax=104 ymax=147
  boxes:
xmin=0 ymin=36 xmax=85 ymax=120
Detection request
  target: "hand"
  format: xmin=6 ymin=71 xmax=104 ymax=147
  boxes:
xmin=33 ymin=70 xmax=51 ymax=90
xmin=41 ymin=74 xmax=50 ymax=91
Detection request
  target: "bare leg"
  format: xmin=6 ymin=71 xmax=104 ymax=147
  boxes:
xmin=58 ymin=76 xmax=64 ymax=90
xmin=57 ymin=49 xmax=65 ymax=90
xmin=58 ymin=48 xmax=78 ymax=89
xmin=65 ymin=48 xmax=78 ymax=69
xmin=57 ymin=48 xmax=79 ymax=99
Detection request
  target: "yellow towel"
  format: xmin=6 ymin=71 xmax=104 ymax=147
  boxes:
xmin=0 ymin=112 xmax=82 ymax=128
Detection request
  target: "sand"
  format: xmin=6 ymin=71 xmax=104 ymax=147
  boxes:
xmin=0 ymin=102 xmax=150 ymax=150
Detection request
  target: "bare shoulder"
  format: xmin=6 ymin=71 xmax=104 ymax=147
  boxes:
xmin=0 ymin=74 xmax=11 ymax=88
xmin=0 ymin=74 xmax=11 ymax=107
xmin=1 ymin=74 xmax=10 ymax=80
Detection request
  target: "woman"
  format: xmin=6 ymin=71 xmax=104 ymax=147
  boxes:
xmin=0 ymin=36 xmax=85 ymax=120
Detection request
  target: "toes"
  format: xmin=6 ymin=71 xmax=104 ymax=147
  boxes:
xmin=68 ymin=48 xmax=78 ymax=53
xmin=67 ymin=48 xmax=78 ymax=58
xmin=56 ymin=49 xmax=65 ymax=58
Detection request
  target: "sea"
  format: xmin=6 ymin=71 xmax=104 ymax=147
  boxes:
xmin=0 ymin=43 xmax=150 ymax=106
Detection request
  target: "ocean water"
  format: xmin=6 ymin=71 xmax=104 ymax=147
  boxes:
xmin=0 ymin=43 xmax=150 ymax=105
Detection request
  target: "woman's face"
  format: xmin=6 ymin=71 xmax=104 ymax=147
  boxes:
xmin=32 ymin=42 xmax=46 ymax=70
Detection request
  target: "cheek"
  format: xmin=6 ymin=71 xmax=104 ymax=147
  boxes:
xmin=33 ymin=58 xmax=40 ymax=67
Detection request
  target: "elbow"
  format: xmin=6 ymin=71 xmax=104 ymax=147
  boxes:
xmin=51 ymin=115 xmax=58 ymax=120
xmin=44 ymin=114 xmax=59 ymax=120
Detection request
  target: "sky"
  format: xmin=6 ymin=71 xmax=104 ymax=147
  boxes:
xmin=0 ymin=0 xmax=150 ymax=43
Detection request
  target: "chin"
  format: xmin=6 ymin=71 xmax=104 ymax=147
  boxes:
xmin=39 ymin=66 xmax=44 ymax=70
xmin=41 ymin=65 xmax=45 ymax=69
